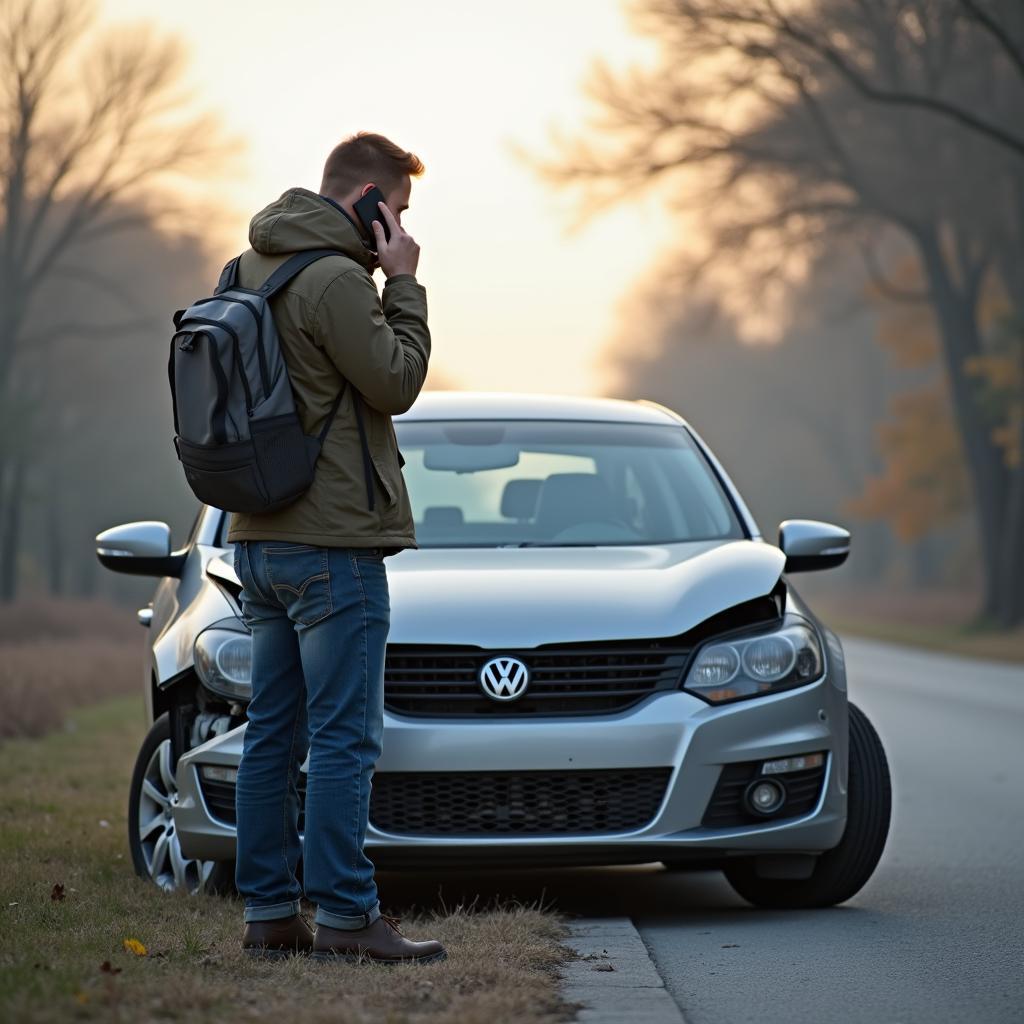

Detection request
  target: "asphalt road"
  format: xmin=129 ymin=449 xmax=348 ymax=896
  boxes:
xmin=380 ymin=637 xmax=1024 ymax=1024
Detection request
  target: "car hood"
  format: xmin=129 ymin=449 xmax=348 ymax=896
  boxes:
xmin=210 ymin=539 xmax=785 ymax=647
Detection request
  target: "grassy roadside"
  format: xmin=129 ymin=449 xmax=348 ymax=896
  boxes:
xmin=794 ymin=585 xmax=1024 ymax=665
xmin=0 ymin=598 xmax=139 ymax=740
xmin=822 ymin=614 xmax=1024 ymax=664
xmin=0 ymin=696 xmax=572 ymax=1024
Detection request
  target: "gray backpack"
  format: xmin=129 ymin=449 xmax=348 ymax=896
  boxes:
xmin=169 ymin=249 xmax=376 ymax=514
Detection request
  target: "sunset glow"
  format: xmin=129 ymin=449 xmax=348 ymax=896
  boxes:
xmin=103 ymin=0 xmax=670 ymax=396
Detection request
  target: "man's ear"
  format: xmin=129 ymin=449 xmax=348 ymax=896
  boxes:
xmin=360 ymin=182 xmax=376 ymax=197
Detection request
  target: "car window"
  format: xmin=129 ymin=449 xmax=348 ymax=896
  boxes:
xmin=395 ymin=420 xmax=745 ymax=547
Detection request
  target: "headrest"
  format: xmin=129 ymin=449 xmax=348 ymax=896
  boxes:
xmin=500 ymin=478 xmax=542 ymax=520
xmin=534 ymin=473 xmax=616 ymax=534
xmin=422 ymin=506 xmax=464 ymax=527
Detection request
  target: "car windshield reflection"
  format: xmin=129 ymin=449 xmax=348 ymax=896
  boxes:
xmin=393 ymin=420 xmax=745 ymax=548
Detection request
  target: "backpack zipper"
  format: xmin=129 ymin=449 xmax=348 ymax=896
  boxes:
xmin=190 ymin=301 xmax=269 ymax=397
xmin=187 ymin=316 xmax=255 ymax=416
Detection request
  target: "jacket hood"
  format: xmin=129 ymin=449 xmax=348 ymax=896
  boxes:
xmin=248 ymin=187 xmax=376 ymax=271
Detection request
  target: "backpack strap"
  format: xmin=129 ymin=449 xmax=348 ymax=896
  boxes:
xmin=255 ymin=247 xmax=379 ymax=512
xmin=350 ymin=389 xmax=376 ymax=512
xmin=215 ymin=256 xmax=240 ymax=294
xmin=318 ymin=379 xmax=348 ymax=446
xmin=259 ymin=248 xmax=344 ymax=297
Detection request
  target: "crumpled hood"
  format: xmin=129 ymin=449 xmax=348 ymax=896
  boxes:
xmin=383 ymin=539 xmax=785 ymax=647
xmin=209 ymin=539 xmax=786 ymax=647
xmin=248 ymin=187 xmax=375 ymax=270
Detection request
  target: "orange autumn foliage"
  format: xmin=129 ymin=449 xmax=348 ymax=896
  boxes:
xmin=851 ymin=257 xmax=1021 ymax=539
xmin=846 ymin=381 xmax=970 ymax=541
xmin=849 ymin=263 xmax=970 ymax=539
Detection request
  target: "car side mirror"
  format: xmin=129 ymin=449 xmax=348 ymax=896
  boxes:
xmin=778 ymin=519 xmax=850 ymax=573
xmin=95 ymin=521 xmax=187 ymax=578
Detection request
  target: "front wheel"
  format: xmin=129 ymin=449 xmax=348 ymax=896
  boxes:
xmin=127 ymin=712 xmax=235 ymax=895
xmin=723 ymin=702 xmax=891 ymax=908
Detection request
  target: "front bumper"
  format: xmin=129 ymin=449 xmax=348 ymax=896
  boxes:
xmin=174 ymin=669 xmax=849 ymax=865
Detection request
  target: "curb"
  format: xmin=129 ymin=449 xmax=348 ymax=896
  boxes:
xmin=561 ymin=917 xmax=687 ymax=1024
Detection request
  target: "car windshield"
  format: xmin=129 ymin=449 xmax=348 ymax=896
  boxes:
xmin=393 ymin=419 xmax=746 ymax=547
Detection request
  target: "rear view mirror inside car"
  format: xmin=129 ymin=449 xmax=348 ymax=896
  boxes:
xmin=423 ymin=443 xmax=521 ymax=473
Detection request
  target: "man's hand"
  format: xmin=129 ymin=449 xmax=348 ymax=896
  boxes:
xmin=372 ymin=202 xmax=420 ymax=279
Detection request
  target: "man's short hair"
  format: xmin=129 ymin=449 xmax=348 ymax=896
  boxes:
xmin=321 ymin=132 xmax=425 ymax=198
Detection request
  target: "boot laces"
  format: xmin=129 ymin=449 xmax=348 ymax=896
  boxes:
xmin=380 ymin=913 xmax=405 ymax=936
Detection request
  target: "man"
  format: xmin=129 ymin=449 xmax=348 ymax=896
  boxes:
xmin=226 ymin=132 xmax=444 ymax=963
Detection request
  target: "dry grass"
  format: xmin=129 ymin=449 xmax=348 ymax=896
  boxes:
xmin=0 ymin=597 xmax=139 ymax=645
xmin=0 ymin=696 xmax=573 ymax=1024
xmin=0 ymin=599 xmax=140 ymax=740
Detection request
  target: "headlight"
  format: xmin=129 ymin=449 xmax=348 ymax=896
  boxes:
xmin=684 ymin=615 xmax=823 ymax=704
xmin=194 ymin=627 xmax=252 ymax=701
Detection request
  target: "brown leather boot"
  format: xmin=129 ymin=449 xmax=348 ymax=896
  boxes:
xmin=312 ymin=914 xmax=447 ymax=964
xmin=242 ymin=913 xmax=315 ymax=959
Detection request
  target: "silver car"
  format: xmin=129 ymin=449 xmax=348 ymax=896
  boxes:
xmin=98 ymin=392 xmax=890 ymax=908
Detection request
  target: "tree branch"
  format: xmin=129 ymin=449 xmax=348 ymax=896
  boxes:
xmin=769 ymin=4 xmax=1024 ymax=157
xmin=958 ymin=0 xmax=1024 ymax=79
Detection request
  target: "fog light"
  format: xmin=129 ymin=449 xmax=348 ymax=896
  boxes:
xmin=744 ymin=778 xmax=786 ymax=816
xmin=200 ymin=765 xmax=238 ymax=784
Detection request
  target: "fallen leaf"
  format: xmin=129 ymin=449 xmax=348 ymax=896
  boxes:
xmin=74 ymin=992 xmax=89 ymax=1005
xmin=592 ymin=963 xmax=616 ymax=972
xmin=8 ymin=902 xmax=18 ymax=907
xmin=123 ymin=938 xmax=147 ymax=956
xmin=50 ymin=883 xmax=65 ymax=902
xmin=99 ymin=961 xmax=122 ymax=975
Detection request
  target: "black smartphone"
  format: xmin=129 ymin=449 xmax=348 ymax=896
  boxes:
xmin=352 ymin=186 xmax=391 ymax=245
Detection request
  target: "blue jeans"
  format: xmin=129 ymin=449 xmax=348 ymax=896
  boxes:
xmin=231 ymin=540 xmax=389 ymax=930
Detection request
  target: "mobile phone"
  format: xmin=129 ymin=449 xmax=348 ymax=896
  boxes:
xmin=353 ymin=186 xmax=391 ymax=246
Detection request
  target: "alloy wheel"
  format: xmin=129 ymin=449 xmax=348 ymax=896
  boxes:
xmin=137 ymin=738 xmax=217 ymax=893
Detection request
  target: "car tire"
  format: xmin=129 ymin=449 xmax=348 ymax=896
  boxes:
xmin=128 ymin=712 xmax=235 ymax=895
xmin=722 ymin=702 xmax=891 ymax=909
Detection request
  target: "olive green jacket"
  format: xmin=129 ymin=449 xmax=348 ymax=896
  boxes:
xmin=225 ymin=187 xmax=430 ymax=554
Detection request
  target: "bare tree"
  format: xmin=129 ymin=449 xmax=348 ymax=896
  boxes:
xmin=0 ymin=0 xmax=230 ymax=599
xmin=540 ymin=0 xmax=1024 ymax=626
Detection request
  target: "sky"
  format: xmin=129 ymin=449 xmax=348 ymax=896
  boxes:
xmin=102 ymin=0 xmax=672 ymax=397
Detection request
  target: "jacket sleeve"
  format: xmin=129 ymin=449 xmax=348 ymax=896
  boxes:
xmin=311 ymin=269 xmax=431 ymax=415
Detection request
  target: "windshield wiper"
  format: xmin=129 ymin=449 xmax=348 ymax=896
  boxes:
xmin=506 ymin=541 xmax=599 ymax=547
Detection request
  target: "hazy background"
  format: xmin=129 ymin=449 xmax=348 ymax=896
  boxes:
xmin=1 ymin=0 xmax=1022 ymax=651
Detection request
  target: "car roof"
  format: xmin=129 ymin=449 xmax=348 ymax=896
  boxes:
xmin=395 ymin=391 xmax=687 ymax=426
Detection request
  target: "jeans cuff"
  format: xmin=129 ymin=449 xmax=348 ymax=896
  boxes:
xmin=243 ymin=899 xmax=302 ymax=923
xmin=314 ymin=901 xmax=381 ymax=931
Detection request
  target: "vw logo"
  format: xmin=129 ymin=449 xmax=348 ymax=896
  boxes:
xmin=479 ymin=656 xmax=530 ymax=702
